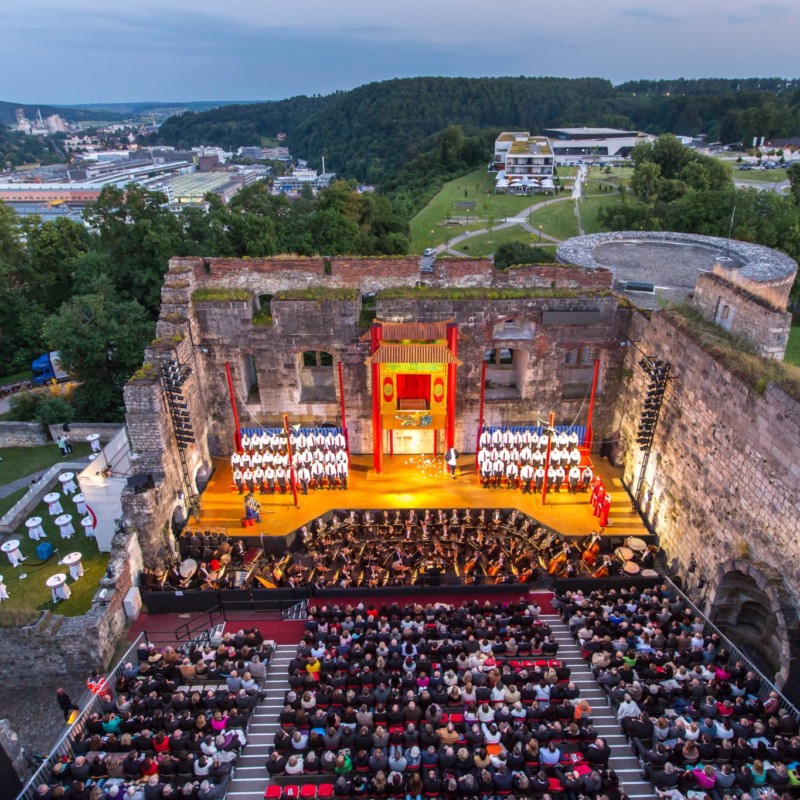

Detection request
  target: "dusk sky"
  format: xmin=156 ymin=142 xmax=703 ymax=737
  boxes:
xmin=2 ymin=0 xmax=799 ymax=104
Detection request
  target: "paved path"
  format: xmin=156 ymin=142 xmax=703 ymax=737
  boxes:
xmin=435 ymin=194 xmax=574 ymax=257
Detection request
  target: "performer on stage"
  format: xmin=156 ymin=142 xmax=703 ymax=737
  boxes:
xmin=245 ymin=493 xmax=261 ymax=523
xmin=445 ymin=446 xmax=459 ymax=479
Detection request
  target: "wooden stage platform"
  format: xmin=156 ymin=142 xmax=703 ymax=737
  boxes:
xmin=191 ymin=454 xmax=648 ymax=542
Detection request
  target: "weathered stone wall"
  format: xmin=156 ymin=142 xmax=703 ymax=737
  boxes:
xmin=692 ymin=270 xmax=792 ymax=360
xmin=47 ymin=422 xmax=123 ymax=445
xmin=0 ymin=526 xmax=137 ymax=685
xmin=610 ymin=310 xmax=800 ymax=612
xmin=0 ymin=421 xmax=48 ymax=447
xmin=0 ymin=720 xmax=25 ymax=782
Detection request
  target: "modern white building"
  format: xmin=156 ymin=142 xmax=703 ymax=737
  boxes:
xmin=541 ymin=127 xmax=655 ymax=161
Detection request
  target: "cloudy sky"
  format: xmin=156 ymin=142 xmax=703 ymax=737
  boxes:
xmin=2 ymin=0 xmax=798 ymax=104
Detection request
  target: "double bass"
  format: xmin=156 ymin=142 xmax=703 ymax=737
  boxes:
xmin=581 ymin=532 xmax=602 ymax=568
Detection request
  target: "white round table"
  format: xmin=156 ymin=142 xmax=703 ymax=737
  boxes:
xmin=44 ymin=492 xmax=63 ymax=516
xmin=81 ymin=515 xmax=95 ymax=539
xmin=73 ymin=493 xmax=87 ymax=515
xmin=25 ymin=516 xmax=46 ymax=541
xmin=46 ymin=573 xmax=71 ymax=603
xmin=87 ymin=433 xmax=101 ymax=453
xmin=1 ymin=539 xmax=25 ymax=567
xmin=63 ymin=551 xmax=84 ymax=581
xmin=55 ymin=514 xmax=75 ymax=539
xmin=59 ymin=472 xmax=78 ymax=495
xmin=0 ymin=574 xmax=7 ymax=601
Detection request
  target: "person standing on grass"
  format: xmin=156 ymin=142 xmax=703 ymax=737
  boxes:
xmin=57 ymin=687 xmax=79 ymax=722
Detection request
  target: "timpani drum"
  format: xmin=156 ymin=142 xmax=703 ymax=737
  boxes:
xmin=625 ymin=536 xmax=647 ymax=554
xmin=623 ymin=561 xmax=641 ymax=575
xmin=179 ymin=558 xmax=198 ymax=579
xmin=614 ymin=546 xmax=634 ymax=562
xmin=641 ymin=568 xmax=659 ymax=577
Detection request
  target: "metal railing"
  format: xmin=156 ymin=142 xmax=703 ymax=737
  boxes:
xmin=659 ymin=575 xmax=800 ymax=719
xmin=18 ymin=633 xmax=148 ymax=800
xmin=174 ymin=603 xmax=226 ymax=644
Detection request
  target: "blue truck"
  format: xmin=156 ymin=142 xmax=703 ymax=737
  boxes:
xmin=31 ymin=352 xmax=69 ymax=386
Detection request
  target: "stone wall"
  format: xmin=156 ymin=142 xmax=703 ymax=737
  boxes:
xmin=692 ymin=270 xmax=792 ymax=360
xmin=0 ymin=720 xmax=24 ymax=783
xmin=610 ymin=310 xmax=800 ymax=682
xmin=0 ymin=422 xmax=48 ymax=447
xmin=47 ymin=422 xmax=123 ymax=445
xmin=0 ymin=526 xmax=137 ymax=685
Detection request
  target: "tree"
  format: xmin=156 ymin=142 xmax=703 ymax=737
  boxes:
xmin=787 ymin=163 xmax=800 ymax=206
xmin=631 ymin=161 xmax=662 ymax=203
xmin=82 ymin=185 xmax=183 ymax=314
xmin=43 ymin=289 xmax=154 ymax=421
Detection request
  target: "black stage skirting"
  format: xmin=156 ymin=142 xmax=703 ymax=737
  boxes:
xmin=141 ymin=574 xmax=662 ymax=615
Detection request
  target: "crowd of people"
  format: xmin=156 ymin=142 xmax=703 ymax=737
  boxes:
xmin=272 ymin=509 xmax=587 ymax=589
xmin=32 ymin=628 xmax=272 ymax=800
xmin=232 ymin=427 xmax=349 ymax=495
xmin=556 ymin=586 xmax=800 ymax=800
xmin=476 ymin=426 xmax=592 ymax=494
xmin=265 ymin=598 xmax=627 ymax=800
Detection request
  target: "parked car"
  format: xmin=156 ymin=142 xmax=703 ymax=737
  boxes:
xmin=423 ymin=248 xmax=435 ymax=257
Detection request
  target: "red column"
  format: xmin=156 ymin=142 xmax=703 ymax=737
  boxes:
xmin=225 ymin=362 xmax=242 ymax=452
xmin=445 ymin=323 xmax=458 ymax=455
xmin=371 ymin=324 xmax=383 ymax=473
xmin=541 ymin=411 xmax=555 ymax=505
xmin=282 ymin=413 xmax=299 ymax=508
xmin=584 ymin=358 xmax=601 ymax=449
xmin=475 ymin=360 xmax=487 ymax=470
xmin=337 ymin=361 xmax=349 ymax=464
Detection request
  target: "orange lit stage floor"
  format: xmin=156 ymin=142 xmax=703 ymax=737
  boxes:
xmin=194 ymin=454 xmax=648 ymax=541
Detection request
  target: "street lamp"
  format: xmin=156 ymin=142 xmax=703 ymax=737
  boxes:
xmin=538 ymin=225 xmax=542 ymax=243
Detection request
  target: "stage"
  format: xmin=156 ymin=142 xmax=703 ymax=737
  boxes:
xmin=190 ymin=452 xmax=648 ymax=541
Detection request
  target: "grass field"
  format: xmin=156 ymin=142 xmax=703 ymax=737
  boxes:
xmin=454 ymin=227 xmax=558 ymax=258
xmin=786 ymin=316 xmax=800 ymax=367
xmin=0 ymin=442 xmax=92 ymax=486
xmin=409 ymin=168 xmax=573 ymax=252
xmin=529 ymin=199 xmax=580 ymax=241
xmin=0 ymin=369 xmax=32 ymax=385
xmin=581 ymin=193 xmax=623 ymax=235
xmin=734 ymin=167 xmax=788 ymax=183
xmin=0 ymin=479 xmax=109 ymax=625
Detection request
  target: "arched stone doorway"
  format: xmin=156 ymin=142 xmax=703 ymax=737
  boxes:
xmin=706 ymin=559 xmax=799 ymax=693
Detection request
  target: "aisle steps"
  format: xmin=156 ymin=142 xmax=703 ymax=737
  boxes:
xmin=226 ymin=644 xmax=295 ymax=798
xmin=544 ymin=614 xmax=656 ymax=800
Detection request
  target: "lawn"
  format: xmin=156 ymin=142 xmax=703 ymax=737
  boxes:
xmin=529 ymin=199 xmax=581 ymax=241
xmin=734 ymin=167 xmax=788 ymax=183
xmin=786 ymin=316 xmax=800 ymax=367
xmin=0 ymin=369 xmax=32 ymax=385
xmin=409 ymin=168 xmax=573 ymax=252
xmin=580 ymin=193 xmax=623 ymax=235
xmin=0 ymin=441 xmax=92 ymax=486
xmin=454 ymin=226 xmax=558 ymax=258
xmin=0 ymin=479 xmax=109 ymax=625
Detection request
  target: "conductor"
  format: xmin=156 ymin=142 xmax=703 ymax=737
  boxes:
xmin=445 ymin=446 xmax=459 ymax=479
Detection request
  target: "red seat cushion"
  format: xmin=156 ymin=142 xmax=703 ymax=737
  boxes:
xmin=265 ymin=787 xmax=281 ymax=800
xmin=300 ymin=786 xmax=317 ymax=799
xmin=548 ymin=778 xmax=564 ymax=791
xmin=317 ymin=785 xmax=334 ymax=799
xmin=282 ymin=786 xmax=300 ymax=800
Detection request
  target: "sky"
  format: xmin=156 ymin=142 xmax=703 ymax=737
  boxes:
xmin=1 ymin=0 xmax=799 ymax=104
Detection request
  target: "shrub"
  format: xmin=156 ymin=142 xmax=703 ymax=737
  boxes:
xmin=36 ymin=397 xmax=75 ymax=426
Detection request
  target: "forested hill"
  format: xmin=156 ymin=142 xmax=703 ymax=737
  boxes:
xmin=155 ymin=76 xmax=800 ymax=181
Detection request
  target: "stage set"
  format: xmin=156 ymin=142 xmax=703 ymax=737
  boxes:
xmin=141 ymin=320 xmax=655 ymax=610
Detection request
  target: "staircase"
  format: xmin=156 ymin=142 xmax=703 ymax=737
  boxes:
xmin=544 ymin=613 xmax=656 ymax=800
xmin=226 ymin=644 xmax=294 ymax=799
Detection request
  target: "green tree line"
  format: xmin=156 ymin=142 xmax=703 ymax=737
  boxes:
xmin=0 ymin=179 xmax=409 ymax=421
xmin=155 ymin=76 xmax=800 ymax=184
